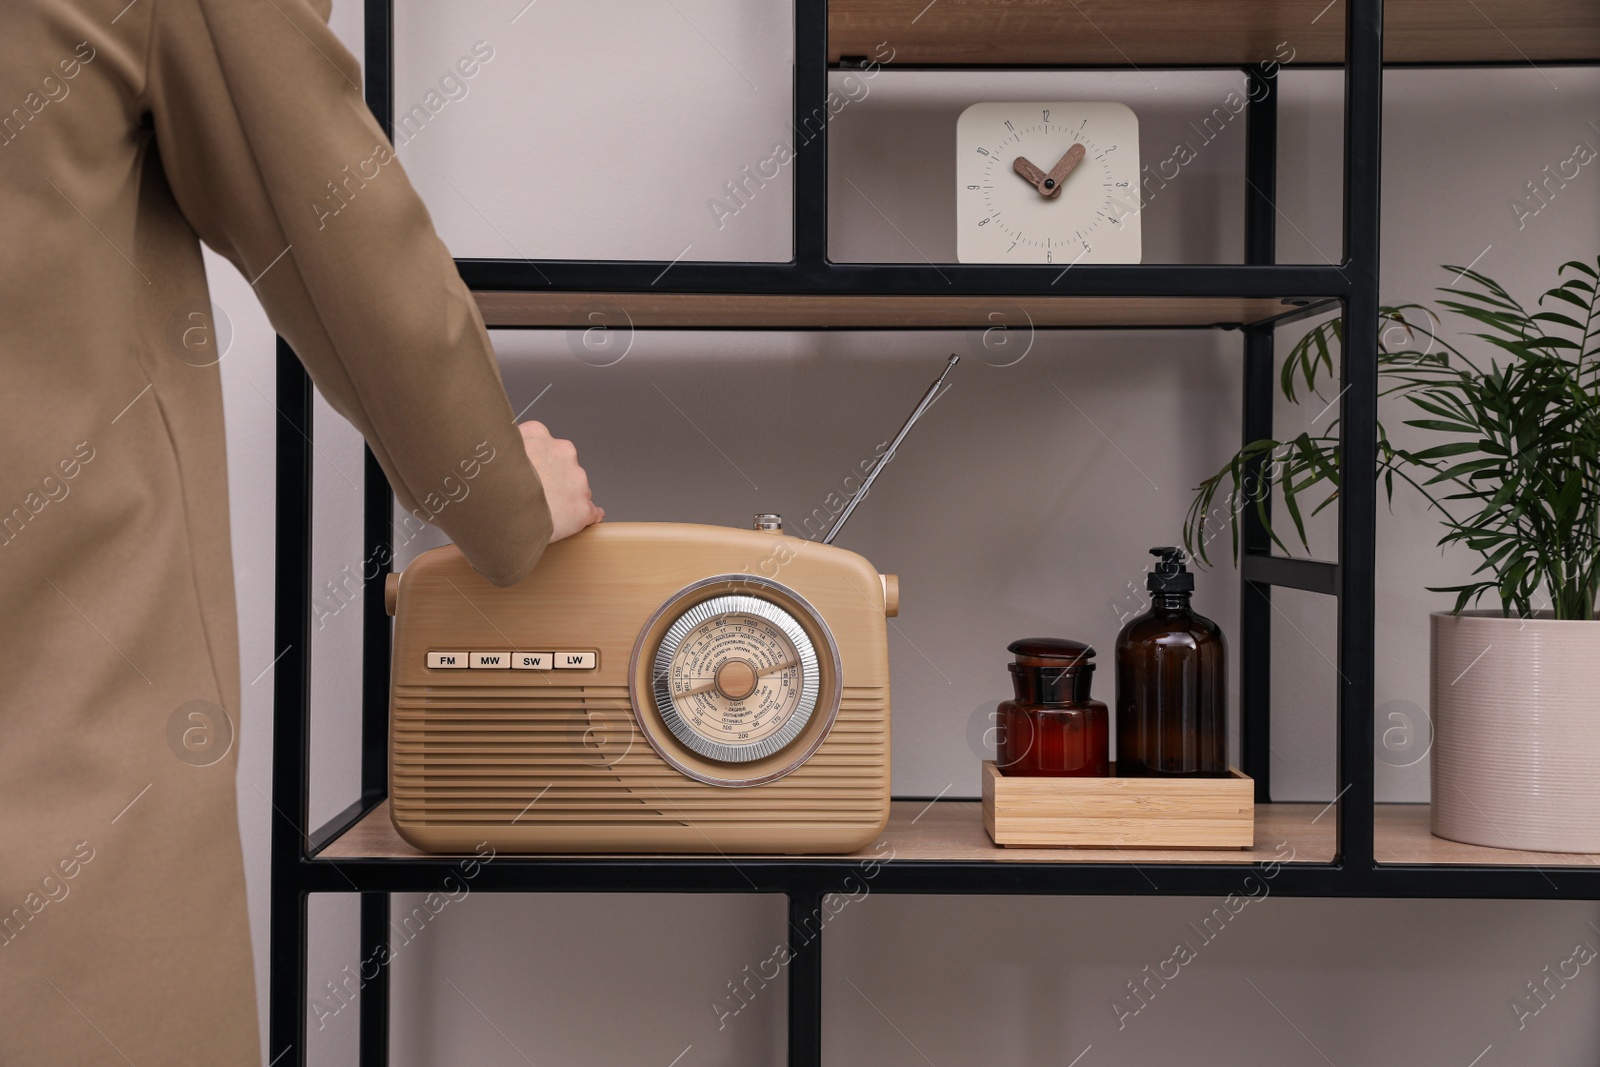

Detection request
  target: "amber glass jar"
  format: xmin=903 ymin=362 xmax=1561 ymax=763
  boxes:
xmin=995 ymin=638 xmax=1109 ymax=777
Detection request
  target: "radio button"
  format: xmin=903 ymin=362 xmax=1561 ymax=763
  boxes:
xmin=513 ymin=652 xmax=553 ymax=670
xmin=426 ymin=651 xmax=469 ymax=669
xmin=554 ymin=651 xmax=597 ymax=670
xmin=470 ymin=652 xmax=511 ymax=669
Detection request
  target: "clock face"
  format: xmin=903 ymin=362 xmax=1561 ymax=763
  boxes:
xmin=956 ymin=101 xmax=1141 ymax=264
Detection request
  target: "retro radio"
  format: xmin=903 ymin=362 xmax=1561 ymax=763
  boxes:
xmin=385 ymin=357 xmax=957 ymax=854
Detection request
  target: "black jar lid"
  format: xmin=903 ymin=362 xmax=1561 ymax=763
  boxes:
xmin=1007 ymin=637 xmax=1096 ymax=670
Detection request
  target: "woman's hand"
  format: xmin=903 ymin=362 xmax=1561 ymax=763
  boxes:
xmin=518 ymin=420 xmax=603 ymax=542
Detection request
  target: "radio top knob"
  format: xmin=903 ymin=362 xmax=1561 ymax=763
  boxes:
xmin=753 ymin=513 xmax=783 ymax=532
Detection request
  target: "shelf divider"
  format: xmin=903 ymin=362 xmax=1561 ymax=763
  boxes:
xmin=459 ymin=260 xmax=1352 ymax=299
xmin=269 ymin=340 xmax=316 ymax=1067
xmin=788 ymin=889 xmax=825 ymax=1067
xmin=828 ymin=0 xmax=1600 ymax=67
xmin=1335 ymin=0 xmax=1384 ymax=877
xmin=473 ymin=292 xmax=1323 ymax=330
xmin=1240 ymin=61 xmax=1280 ymax=804
xmin=1242 ymin=553 xmax=1340 ymax=596
xmin=794 ymin=0 xmax=829 ymax=269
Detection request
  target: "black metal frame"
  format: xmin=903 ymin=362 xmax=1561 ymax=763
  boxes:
xmin=262 ymin=3 xmax=1600 ymax=1066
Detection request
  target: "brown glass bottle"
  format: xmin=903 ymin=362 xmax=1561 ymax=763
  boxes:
xmin=1115 ymin=548 xmax=1228 ymax=777
xmin=995 ymin=638 xmax=1109 ymax=777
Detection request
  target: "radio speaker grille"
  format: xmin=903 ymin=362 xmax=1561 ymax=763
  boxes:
xmin=391 ymin=684 xmax=887 ymax=828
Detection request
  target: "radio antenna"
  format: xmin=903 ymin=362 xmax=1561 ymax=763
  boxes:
xmin=823 ymin=353 xmax=959 ymax=545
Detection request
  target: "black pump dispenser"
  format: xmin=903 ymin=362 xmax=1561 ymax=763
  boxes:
xmin=1146 ymin=547 xmax=1194 ymax=593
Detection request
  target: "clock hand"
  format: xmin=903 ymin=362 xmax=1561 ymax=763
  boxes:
xmin=678 ymin=660 xmax=797 ymax=697
xmin=1012 ymin=155 xmax=1049 ymax=192
xmin=1041 ymin=143 xmax=1086 ymax=198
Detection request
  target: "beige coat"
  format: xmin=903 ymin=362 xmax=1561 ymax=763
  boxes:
xmin=0 ymin=1 xmax=552 ymax=1062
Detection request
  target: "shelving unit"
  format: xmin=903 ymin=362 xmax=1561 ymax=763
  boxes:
xmin=266 ymin=2 xmax=1600 ymax=1065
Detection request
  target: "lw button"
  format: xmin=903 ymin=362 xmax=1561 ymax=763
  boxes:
xmin=470 ymin=652 xmax=511 ymax=669
xmin=554 ymin=651 xmax=597 ymax=670
xmin=513 ymin=652 xmax=553 ymax=670
xmin=426 ymin=652 xmax=468 ymax=669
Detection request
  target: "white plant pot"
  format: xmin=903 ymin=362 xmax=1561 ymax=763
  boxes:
xmin=1431 ymin=610 xmax=1600 ymax=853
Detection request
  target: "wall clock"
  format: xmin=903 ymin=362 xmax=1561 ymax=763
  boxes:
xmin=956 ymin=101 xmax=1141 ymax=264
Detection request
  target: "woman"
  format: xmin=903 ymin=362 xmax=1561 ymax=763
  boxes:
xmin=0 ymin=0 xmax=602 ymax=1062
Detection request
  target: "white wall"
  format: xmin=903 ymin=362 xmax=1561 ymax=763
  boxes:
xmin=214 ymin=3 xmax=1600 ymax=1063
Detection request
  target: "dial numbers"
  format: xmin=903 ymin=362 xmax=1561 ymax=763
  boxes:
xmin=670 ymin=613 xmax=798 ymax=744
xmin=652 ymin=595 xmax=821 ymax=763
xmin=956 ymin=101 xmax=1142 ymax=264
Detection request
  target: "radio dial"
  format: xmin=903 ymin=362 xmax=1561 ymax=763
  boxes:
xmin=651 ymin=593 xmax=821 ymax=765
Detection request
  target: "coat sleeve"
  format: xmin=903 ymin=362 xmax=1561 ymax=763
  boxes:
xmin=140 ymin=0 xmax=552 ymax=586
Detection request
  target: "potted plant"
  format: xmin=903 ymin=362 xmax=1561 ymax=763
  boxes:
xmin=1183 ymin=258 xmax=1600 ymax=853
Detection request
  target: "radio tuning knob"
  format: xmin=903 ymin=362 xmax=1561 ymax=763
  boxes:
xmin=753 ymin=513 xmax=783 ymax=532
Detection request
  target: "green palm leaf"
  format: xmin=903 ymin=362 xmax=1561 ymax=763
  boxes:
xmin=1184 ymin=257 xmax=1600 ymax=621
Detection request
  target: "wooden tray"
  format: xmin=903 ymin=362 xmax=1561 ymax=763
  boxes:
xmin=981 ymin=761 xmax=1254 ymax=849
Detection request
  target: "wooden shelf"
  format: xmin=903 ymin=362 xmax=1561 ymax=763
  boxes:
xmin=1376 ymin=804 xmax=1600 ymax=867
xmin=321 ymin=799 xmax=1334 ymax=865
xmin=831 ymin=0 xmax=1600 ymax=67
xmin=474 ymin=292 xmax=1317 ymax=330
xmin=318 ymin=800 xmax=1600 ymax=868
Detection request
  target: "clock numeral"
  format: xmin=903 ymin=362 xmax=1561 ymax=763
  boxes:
xmin=977 ymin=147 xmax=990 ymax=156
xmin=1047 ymin=251 xmax=1054 ymax=263
xmin=1116 ymin=181 xmax=1129 ymax=187
xmin=978 ymin=218 xmax=989 ymax=226
xmin=1106 ymin=145 xmax=1117 ymax=152
xmin=967 ymin=184 xmax=979 ymax=190
xmin=1042 ymin=109 xmax=1050 ymax=121
xmin=1004 ymin=120 xmax=1014 ymax=131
